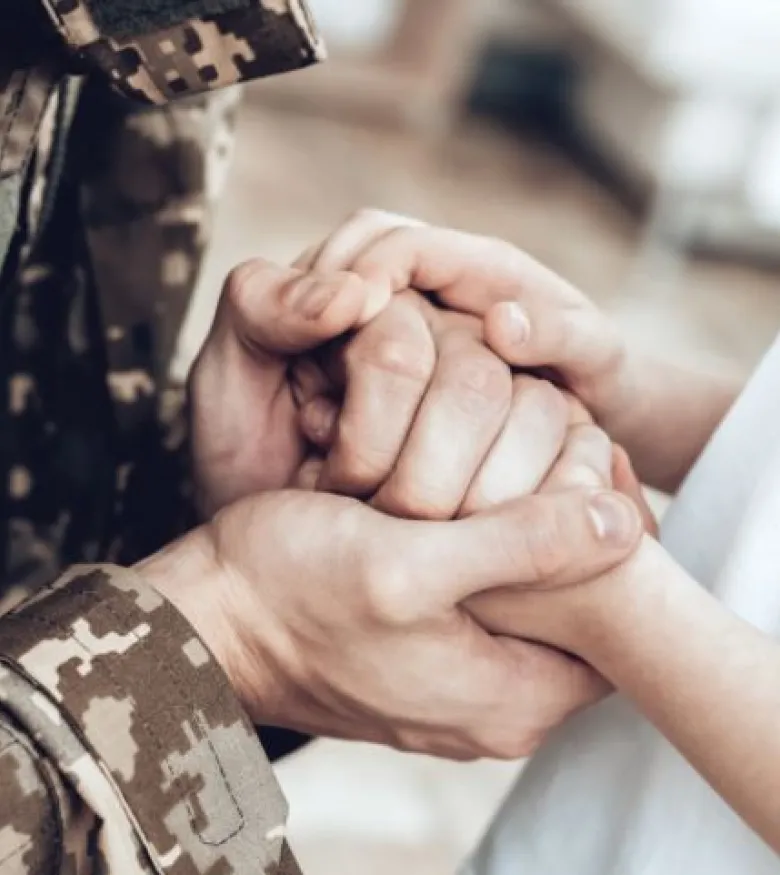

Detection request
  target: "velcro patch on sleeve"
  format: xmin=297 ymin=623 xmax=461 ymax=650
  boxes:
xmin=84 ymin=0 xmax=251 ymax=40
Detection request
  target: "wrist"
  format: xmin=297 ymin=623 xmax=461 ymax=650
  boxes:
xmin=572 ymin=538 xmax=697 ymax=675
xmin=566 ymin=537 xmax=657 ymax=660
xmin=135 ymin=528 xmax=268 ymax=721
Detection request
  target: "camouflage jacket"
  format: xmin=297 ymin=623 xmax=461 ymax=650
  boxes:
xmin=0 ymin=1 xmax=322 ymax=872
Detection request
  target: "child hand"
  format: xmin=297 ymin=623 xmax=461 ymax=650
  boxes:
xmin=292 ymin=313 xmax=656 ymax=540
xmin=295 ymin=209 xmax=640 ymax=438
xmin=464 ymin=420 xmax=666 ymax=661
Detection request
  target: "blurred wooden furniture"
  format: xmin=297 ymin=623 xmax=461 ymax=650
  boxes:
xmin=250 ymin=0 xmax=488 ymax=135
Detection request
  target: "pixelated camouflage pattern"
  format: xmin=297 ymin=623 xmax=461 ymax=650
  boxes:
xmin=43 ymin=0 xmax=324 ymax=104
xmin=0 ymin=567 xmax=300 ymax=874
xmin=0 ymin=68 xmax=60 ymax=179
xmin=0 ymin=0 xmax=321 ymax=871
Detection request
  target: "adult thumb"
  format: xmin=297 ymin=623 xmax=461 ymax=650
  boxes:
xmin=404 ymin=488 xmax=643 ymax=610
xmin=223 ymin=258 xmax=372 ymax=354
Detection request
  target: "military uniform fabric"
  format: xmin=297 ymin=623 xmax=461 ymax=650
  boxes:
xmin=0 ymin=2 xmax=323 ymax=872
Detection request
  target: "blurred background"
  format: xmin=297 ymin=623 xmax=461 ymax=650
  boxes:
xmin=178 ymin=1 xmax=780 ymax=872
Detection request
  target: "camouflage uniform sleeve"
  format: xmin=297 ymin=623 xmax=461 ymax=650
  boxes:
xmin=62 ymin=1 xmax=326 ymax=562
xmin=39 ymin=0 xmax=324 ymax=105
xmin=79 ymin=84 xmax=242 ymax=565
xmin=0 ymin=565 xmax=301 ymax=875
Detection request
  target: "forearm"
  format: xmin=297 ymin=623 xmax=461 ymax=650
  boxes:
xmin=582 ymin=544 xmax=780 ymax=852
xmin=602 ymin=354 xmax=742 ymax=493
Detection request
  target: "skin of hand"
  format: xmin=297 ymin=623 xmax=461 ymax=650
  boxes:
xmin=138 ymin=482 xmax=642 ymax=760
xmin=184 ymin=262 xmax=652 ymax=758
xmin=287 ymin=214 xmax=780 ymax=842
xmin=293 ymin=291 xmax=658 ymax=535
xmin=191 ymin=208 xmax=729 ymax=521
xmin=188 ymin=259 xmax=382 ymax=517
xmin=465 ymin=434 xmax=654 ymax=658
xmin=296 ymin=209 xmax=742 ymax=493
xmin=467 ymin=522 xmax=780 ymax=854
xmin=188 ymin=258 xmax=558 ymax=519
xmin=286 ymin=299 xmax=658 ymax=746
xmin=295 ymin=209 xmax=629 ymax=431
xmin=293 ymin=291 xmax=572 ymax=518
xmin=189 ymin=206 xmax=632 ymax=521
xmin=180 ymin=227 xmax=650 ymax=760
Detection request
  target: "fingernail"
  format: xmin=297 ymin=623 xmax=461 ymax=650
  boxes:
xmin=588 ymin=493 xmax=638 ymax=547
xmin=301 ymin=397 xmax=337 ymax=444
xmin=499 ymin=302 xmax=530 ymax=346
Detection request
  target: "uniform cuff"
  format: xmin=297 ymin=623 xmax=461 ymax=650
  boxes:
xmin=0 ymin=564 xmax=294 ymax=873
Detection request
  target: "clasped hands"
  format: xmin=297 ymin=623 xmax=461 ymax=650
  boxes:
xmin=143 ymin=211 xmax=658 ymax=761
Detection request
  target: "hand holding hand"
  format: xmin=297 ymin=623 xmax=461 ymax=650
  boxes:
xmin=296 ymin=209 xmax=635 ymax=432
xmin=141 ymin=482 xmax=642 ymax=759
xmin=189 ymin=260 xmax=376 ymax=516
xmin=466 ymin=429 xmax=661 ymax=661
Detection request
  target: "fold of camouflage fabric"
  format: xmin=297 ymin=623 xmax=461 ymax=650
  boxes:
xmin=41 ymin=0 xmax=325 ymax=103
xmin=0 ymin=0 xmax=324 ymax=871
xmin=0 ymin=566 xmax=302 ymax=874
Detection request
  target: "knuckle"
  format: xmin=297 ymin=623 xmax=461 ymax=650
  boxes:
xmin=347 ymin=332 xmax=435 ymax=385
xmin=331 ymin=428 xmax=390 ymax=493
xmin=564 ymin=391 xmax=592 ymax=426
xmin=565 ymin=423 xmax=611 ymax=462
xmin=224 ymin=260 xmax=260 ymax=311
xmin=519 ymin=377 xmax=569 ymax=426
xmin=564 ymin=463 xmax=603 ymax=489
xmin=445 ymin=352 xmax=512 ymax=416
xmin=308 ymin=272 xmax=365 ymax=328
xmin=364 ymin=556 xmax=420 ymax=627
xmin=379 ymin=477 xmax=453 ymax=522
xmin=533 ymin=378 xmax=568 ymax=418
xmin=566 ymin=425 xmax=612 ymax=482
xmin=576 ymin=423 xmax=611 ymax=452
xmin=316 ymin=269 xmax=362 ymax=300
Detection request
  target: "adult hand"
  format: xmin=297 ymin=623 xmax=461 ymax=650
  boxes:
xmin=293 ymin=292 xmax=571 ymax=519
xmin=188 ymin=259 xmax=375 ymax=517
xmin=189 ymin=257 xmax=561 ymax=523
xmin=190 ymin=211 xmax=643 ymax=519
xmin=139 ymin=483 xmax=642 ymax=760
xmin=293 ymin=291 xmax=657 ymax=532
xmin=185 ymin=243 xmax=649 ymax=760
xmin=296 ymin=209 xmax=637 ymax=434
xmin=288 ymin=305 xmax=655 ymax=750
xmin=465 ymin=421 xmax=651 ymax=655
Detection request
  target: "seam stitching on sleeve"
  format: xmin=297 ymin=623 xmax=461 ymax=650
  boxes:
xmin=3 ymin=590 xmax=246 ymax=848
xmin=0 ymin=72 xmax=31 ymax=172
xmin=0 ymin=74 xmax=58 ymax=180
xmin=95 ymin=600 xmax=246 ymax=846
xmin=0 ymin=738 xmax=64 ymax=871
